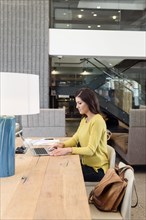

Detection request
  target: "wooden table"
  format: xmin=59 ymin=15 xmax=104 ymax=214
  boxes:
xmin=0 ymin=138 xmax=91 ymax=220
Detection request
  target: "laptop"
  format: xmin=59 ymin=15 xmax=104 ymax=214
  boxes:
xmin=31 ymin=146 xmax=56 ymax=156
xmin=17 ymin=131 xmax=59 ymax=156
xmin=28 ymin=138 xmax=59 ymax=156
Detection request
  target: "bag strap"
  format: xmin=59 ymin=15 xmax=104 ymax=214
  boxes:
xmin=88 ymin=189 xmax=94 ymax=204
xmin=115 ymin=164 xmax=133 ymax=180
xmin=131 ymin=182 xmax=138 ymax=208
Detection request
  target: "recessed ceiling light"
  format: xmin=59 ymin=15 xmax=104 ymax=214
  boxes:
xmin=112 ymin=15 xmax=117 ymax=20
xmin=52 ymin=68 xmax=59 ymax=75
xmin=77 ymin=14 xmax=83 ymax=18
xmin=93 ymin=13 xmax=97 ymax=17
xmin=88 ymin=26 xmax=91 ymax=28
xmin=97 ymin=25 xmax=101 ymax=28
xmin=97 ymin=6 xmax=101 ymax=9
xmin=80 ymin=9 xmax=84 ymax=12
xmin=81 ymin=70 xmax=91 ymax=75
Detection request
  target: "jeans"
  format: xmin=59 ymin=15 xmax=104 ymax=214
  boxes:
xmin=81 ymin=164 xmax=105 ymax=182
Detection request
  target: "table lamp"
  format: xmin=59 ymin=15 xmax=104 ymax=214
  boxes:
xmin=0 ymin=72 xmax=40 ymax=177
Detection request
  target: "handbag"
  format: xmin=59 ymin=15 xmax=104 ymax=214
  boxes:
xmin=88 ymin=165 xmax=133 ymax=212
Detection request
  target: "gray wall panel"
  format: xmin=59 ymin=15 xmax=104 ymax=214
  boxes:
xmin=0 ymin=0 xmax=49 ymax=108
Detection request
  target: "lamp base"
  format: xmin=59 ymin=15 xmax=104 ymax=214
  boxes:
xmin=0 ymin=117 xmax=15 ymax=177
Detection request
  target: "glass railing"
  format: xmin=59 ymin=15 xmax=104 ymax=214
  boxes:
xmin=81 ymin=57 xmax=145 ymax=125
xmin=117 ymin=60 xmax=146 ymax=106
xmin=84 ymin=57 xmax=144 ymax=110
xmin=50 ymin=0 xmax=146 ymax=31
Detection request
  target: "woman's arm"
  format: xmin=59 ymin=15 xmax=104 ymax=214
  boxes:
xmin=49 ymin=147 xmax=72 ymax=156
xmin=49 ymin=129 xmax=80 ymax=156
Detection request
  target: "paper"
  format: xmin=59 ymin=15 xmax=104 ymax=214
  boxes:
xmin=26 ymin=138 xmax=59 ymax=146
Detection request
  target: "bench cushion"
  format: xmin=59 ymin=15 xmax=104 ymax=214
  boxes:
xmin=110 ymin=133 xmax=128 ymax=154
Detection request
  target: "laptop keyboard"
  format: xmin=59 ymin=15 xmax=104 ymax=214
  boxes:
xmin=33 ymin=148 xmax=48 ymax=155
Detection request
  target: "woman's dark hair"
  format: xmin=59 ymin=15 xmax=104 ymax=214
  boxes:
xmin=75 ymin=88 xmax=101 ymax=114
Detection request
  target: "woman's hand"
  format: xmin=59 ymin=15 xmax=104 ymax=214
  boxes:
xmin=49 ymin=147 xmax=72 ymax=156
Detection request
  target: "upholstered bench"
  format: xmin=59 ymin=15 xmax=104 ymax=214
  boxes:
xmin=111 ymin=109 xmax=146 ymax=165
xmin=21 ymin=108 xmax=65 ymax=137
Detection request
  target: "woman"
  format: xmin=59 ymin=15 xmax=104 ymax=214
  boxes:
xmin=50 ymin=88 xmax=109 ymax=182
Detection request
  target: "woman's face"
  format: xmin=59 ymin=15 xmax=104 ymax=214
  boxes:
xmin=75 ymin=96 xmax=89 ymax=115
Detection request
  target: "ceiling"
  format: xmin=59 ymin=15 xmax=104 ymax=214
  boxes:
xmin=52 ymin=56 xmax=123 ymax=68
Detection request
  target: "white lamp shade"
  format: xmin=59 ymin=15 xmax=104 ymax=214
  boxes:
xmin=0 ymin=72 xmax=40 ymax=115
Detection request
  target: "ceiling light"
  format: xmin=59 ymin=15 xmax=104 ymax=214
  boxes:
xmin=93 ymin=13 xmax=97 ymax=17
xmin=52 ymin=68 xmax=59 ymax=75
xmin=80 ymin=69 xmax=91 ymax=75
xmin=88 ymin=26 xmax=91 ymax=28
xmin=63 ymin=13 xmax=66 ymax=16
xmin=97 ymin=25 xmax=101 ymax=28
xmin=80 ymin=9 xmax=84 ymax=12
xmin=77 ymin=14 xmax=83 ymax=18
xmin=96 ymin=6 xmax=101 ymax=9
xmin=112 ymin=15 xmax=117 ymax=20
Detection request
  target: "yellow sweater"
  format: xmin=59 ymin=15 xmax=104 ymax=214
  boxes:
xmin=64 ymin=114 xmax=109 ymax=173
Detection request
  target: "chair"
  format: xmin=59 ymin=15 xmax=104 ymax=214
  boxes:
xmin=85 ymin=145 xmax=116 ymax=186
xmin=15 ymin=123 xmax=20 ymax=133
xmin=86 ymin=161 xmax=135 ymax=220
xmin=118 ymin=162 xmax=135 ymax=220
xmin=15 ymin=123 xmax=22 ymax=137
xmin=107 ymin=144 xmax=116 ymax=169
